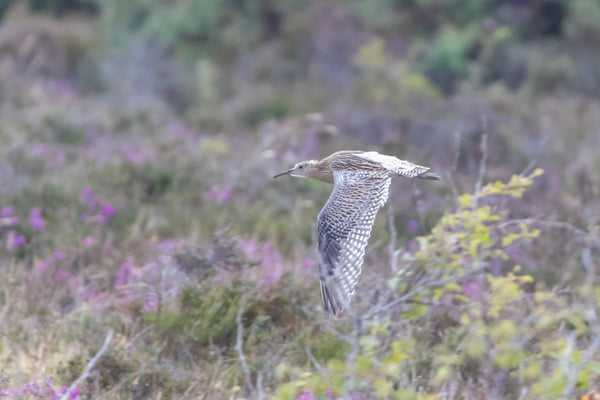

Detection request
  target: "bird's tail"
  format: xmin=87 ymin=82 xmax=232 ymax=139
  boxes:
xmin=417 ymin=172 xmax=441 ymax=181
xmin=320 ymin=280 xmax=345 ymax=318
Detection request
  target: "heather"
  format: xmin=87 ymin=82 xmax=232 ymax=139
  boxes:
xmin=1 ymin=1 xmax=600 ymax=399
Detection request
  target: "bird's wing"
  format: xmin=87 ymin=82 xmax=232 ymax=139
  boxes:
xmin=356 ymin=152 xmax=431 ymax=178
xmin=316 ymin=170 xmax=391 ymax=316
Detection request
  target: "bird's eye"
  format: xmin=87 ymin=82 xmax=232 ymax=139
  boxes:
xmin=299 ymin=165 xmax=304 ymax=169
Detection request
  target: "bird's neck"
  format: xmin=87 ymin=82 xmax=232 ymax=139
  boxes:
xmin=307 ymin=162 xmax=334 ymax=184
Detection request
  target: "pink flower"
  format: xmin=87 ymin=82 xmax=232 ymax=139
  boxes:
xmin=47 ymin=79 xmax=74 ymax=97
xmin=408 ymin=219 xmax=419 ymax=233
xmin=53 ymin=152 xmax=66 ymax=165
xmin=144 ymin=295 xmax=157 ymax=311
xmin=1 ymin=216 xmax=19 ymax=226
xmin=115 ymin=262 xmax=132 ymax=287
xmin=298 ymin=391 xmax=314 ymax=400
xmin=83 ymin=236 xmax=95 ymax=247
xmin=39 ymin=258 xmax=50 ymax=275
xmin=55 ymin=269 xmax=70 ymax=282
xmin=99 ymin=203 xmax=115 ymax=223
xmin=81 ymin=187 xmax=91 ymax=199
xmin=30 ymin=208 xmax=45 ymax=230
xmin=203 ymin=185 xmax=232 ymax=204
xmin=1 ymin=206 xmax=13 ymax=216
xmin=301 ymin=257 xmax=314 ymax=272
xmin=32 ymin=143 xmax=48 ymax=157
xmin=69 ymin=387 xmax=81 ymax=399
xmin=54 ymin=250 xmax=64 ymax=260
xmin=121 ymin=145 xmax=149 ymax=165
xmin=239 ymin=239 xmax=260 ymax=259
xmin=6 ymin=230 xmax=25 ymax=251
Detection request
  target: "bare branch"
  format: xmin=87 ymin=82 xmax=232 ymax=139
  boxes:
xmin=346 ymin=309 xmax=362 ymax=364
xmin=498 ymin=218 xmax=590 ymax=240
xmin=582 ymin=247 xmax=597 ymax=286
xmin=560 ymin=327 xmax=600 ymax=400
xmin=473 ymin=116 xmax=488 ymax=207
xmin=60 ymin=329 xmax=114 ymax=400
xmin=365 ymin=269 xmax=486 ymax=319
xmin=255 ymin=370 xmax=266 ymax=400
xmin=305 ymin=346 xmax=325 ymax=376
xmin=236 ymin=305 xmax=254 ymax=394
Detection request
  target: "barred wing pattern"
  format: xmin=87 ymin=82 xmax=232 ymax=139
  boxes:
xmin=356 ymin=151 xmax=431 ymax=178
xmin=317 ymin=170 xmax=391 ymax=316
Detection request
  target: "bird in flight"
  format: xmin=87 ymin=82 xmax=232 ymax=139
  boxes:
xmin=274 ymin=150 xmax=439 ymax=317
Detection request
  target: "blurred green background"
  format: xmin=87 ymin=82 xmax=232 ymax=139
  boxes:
xmin=1 ymin=0 xmax=600 ymax=399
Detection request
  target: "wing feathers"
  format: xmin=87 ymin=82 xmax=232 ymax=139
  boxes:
xmin=317 ymin=170 xmax=391 ymax=317
xmin=356 ymin=151 xmax=433 ymax=179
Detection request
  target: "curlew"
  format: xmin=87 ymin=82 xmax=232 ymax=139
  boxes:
xmin=274 ymin=150 xmax=439 ymax=317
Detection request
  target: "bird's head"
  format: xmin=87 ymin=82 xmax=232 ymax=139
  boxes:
xmin=273 ymin=160 xmax=320 ymax=179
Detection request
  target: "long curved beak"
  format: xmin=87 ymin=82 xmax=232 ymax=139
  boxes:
xmin=273 ymin=168 xmax=294 ymax=178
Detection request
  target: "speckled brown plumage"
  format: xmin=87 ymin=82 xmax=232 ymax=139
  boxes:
xmin=273 ymin=150 xmax=439 ymax=317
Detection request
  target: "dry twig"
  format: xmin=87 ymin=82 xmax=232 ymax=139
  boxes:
xmin=60 ymin=329 xmax=114 ymax=400
xmin=473 ymin=116 xmax=488 ymax=207
xmin=236 ymin=305 xmax=254 ymax=395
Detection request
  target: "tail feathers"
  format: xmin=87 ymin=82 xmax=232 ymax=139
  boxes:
xmin=320 ymin=280 xmax=346 ymax=318
xmin=417 ymin=172 xmax=441 ymax=181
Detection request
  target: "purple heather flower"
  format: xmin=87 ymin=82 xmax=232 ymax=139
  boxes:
xmin=99 ymin=203 xmax=116 ymax=223
xmin=55 ymin=269 xmax=70 ymax=282
xmin=54 ymin=152 xmax=66 ymax=165
xmin=121 ymin=145 xmax=147 ymax=165
xmin=1 ymin=206 xmax=13 ymax=216
xmin=6 ymin=230 xmax=25 ymax=251
xmin=39 ymin=259 xmax=49 ymax=275
xmin=326 ymin=390 xmax=335 ymax=398
xmin=204 ymin=185 xmax=232 ymax=204
xmin=144 ymin=295 xmax=157 ymax=311
xmin=83 ymin=236 xmax=95 ymax=247
xmin=505 ymin=246 xmax=520 ymax=261
xmin=54 ymin=250 xmax=64 ymax=260
xmin=68 ymin=387 xmax=81 ymax=399
xmin=302 ymin=391 xmax=314 ymax=400
xmin=81 ymin=187 xmax=91 ymax=199
xmin=90 ymin=195 xmax=100 ymax=209
xmin=30 ymin=208 xmax=45 ymax=230
xmin=48 ymin=79 xmax=74 ymax=97
xmin=408 ymin=219 xmax=419 ymax=233
xmin=301 ymin=257 xmax=314 ymax=272
xmin=32 ymin=143 xmax=48 ymax=157
xmin=1 ymin=216 xmax=19 ymax=227
xmin=115 ymin=262 xmax=132 ymax=287
xmin=262 ymin=242 xmax=283 ymax=287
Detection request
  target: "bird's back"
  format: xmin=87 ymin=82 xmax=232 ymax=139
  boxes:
xmin=321 ymin=150 xmax=436 ymax=180
xmin=320 ymin=151 xmax=389 ymax=174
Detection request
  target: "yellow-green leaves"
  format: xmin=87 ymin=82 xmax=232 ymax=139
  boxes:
xmin=480 ymin=168 xmax=544 ymax=198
